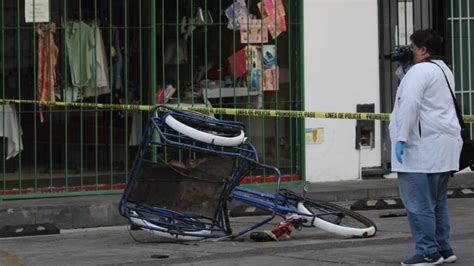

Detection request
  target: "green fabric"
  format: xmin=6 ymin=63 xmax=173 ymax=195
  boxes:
xmin=65 ymin=21 xmax=95 ymax=87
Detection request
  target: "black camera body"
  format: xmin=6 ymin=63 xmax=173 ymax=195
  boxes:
xmin=387 ymin=45 xmax=413 ymax=62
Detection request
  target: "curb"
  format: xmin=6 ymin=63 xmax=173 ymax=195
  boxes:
xmin=1 ymin=185 xmax=473 ymax=229
xmin=350 ymin=198 xmax=404 ymax=211
xmin=350 ymin=187 xmax=474 ymax=211
xmin=0 ymin=195 xmax=128 ymax=230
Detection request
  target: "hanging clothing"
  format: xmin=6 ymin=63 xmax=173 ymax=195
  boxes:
xmin=83 ymin=26 xmax=110 ymax=97
xmin=65 ymin=21 xmax=110 ymax=98
xmin=37 ymin=23 xmax=59 ymax=123
xmin=129 ymin=109 xmax=141 ymax=146
xmin=65 ymin=21 xmax=95 ymax=87
xmin=109 ymin=27 xmax=125 ymax=122
xmin=111 ymin=27 xmax=123 ymax=93
xmin=0 ymin=104 xmax=23 ymax=159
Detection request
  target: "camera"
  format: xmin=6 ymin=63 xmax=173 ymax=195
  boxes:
xmin=386 ymin=45 xmax=413 ymax=62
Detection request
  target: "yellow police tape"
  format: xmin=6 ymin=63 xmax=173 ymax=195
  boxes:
xmin=1 ymin=98 xmax=473 ymax=123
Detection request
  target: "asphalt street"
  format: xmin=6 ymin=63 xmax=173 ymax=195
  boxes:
xmin=1 ymin=198 xmax=473 ymax=266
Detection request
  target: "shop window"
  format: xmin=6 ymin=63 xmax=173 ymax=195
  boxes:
xmin=0 ymin=0 xmax=303 ymax=193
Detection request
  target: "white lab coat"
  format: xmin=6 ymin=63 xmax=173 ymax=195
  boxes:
xmin=389 ymin=60 xmax=463 ymax=173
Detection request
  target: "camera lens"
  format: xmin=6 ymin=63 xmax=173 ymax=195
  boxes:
xmin=389 ymin=46 xmax=413 ymax=62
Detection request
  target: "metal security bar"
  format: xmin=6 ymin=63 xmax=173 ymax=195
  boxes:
xmin=0 ymin=0 xmax=304 ymax=199
xmin=447 ymin=0 xmax=474 ymax=138
xmin=151 ymin=0 xmax=304 ymax=185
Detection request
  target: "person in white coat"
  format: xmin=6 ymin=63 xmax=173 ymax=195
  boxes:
xmin=389 ymin=29 xmax=463 ymax=265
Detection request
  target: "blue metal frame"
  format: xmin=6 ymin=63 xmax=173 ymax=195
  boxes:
xmin=119 ymin=106 xmax=344 ymax=239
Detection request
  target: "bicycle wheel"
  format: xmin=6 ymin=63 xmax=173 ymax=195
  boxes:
xmin=172 ymin=113 xmax=245 ymax=136
xmin=165 ymin=114 xmax=246 ymax=147
xmin=297 ymin=199 xmax=377 ymax=238
xmin=127 ymin=209 xmax=218 ymax=241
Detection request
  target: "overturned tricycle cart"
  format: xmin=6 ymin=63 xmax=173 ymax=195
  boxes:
xmin=119 ymin=106 xmax=377 ymax=241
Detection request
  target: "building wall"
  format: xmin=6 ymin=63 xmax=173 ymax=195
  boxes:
xmin=304 ymin=0 xmax=381 ymax=182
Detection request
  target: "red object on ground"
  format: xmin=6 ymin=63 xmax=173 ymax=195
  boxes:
xmin=271 ymin=223 xmax=292 ymax=238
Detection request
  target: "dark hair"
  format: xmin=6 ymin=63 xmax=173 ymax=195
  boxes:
xmin=410 ymin=29 xmax=443 ymax=56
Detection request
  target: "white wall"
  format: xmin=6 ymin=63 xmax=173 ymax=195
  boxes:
xmin=304 ymin=0 xmax=381 ymax=182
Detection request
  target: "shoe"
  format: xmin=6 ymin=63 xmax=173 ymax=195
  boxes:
xmin=401 ymin=253 xmax=444 ymax=265
xmin=440 ymin=249 xmax=457 ymax=263
xmin=249 ymin=231 xmax=277 ymax=242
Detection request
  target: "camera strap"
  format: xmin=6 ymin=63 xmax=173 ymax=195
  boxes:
xmin=427 ymin=60 xmax=467 ymax=138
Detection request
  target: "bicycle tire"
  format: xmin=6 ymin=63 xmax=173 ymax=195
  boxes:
xmin=173 ymin=114 xmax=243 ymax=136
xmin=297 ymin=199 xmax=377 ymax=238
xmin=165 ymin=114 xmax=246 ymax=147
xmin=278 ymin=188 xmax=302 ymax=205
xmin=127 ymin=209 xmax=215 ymax=241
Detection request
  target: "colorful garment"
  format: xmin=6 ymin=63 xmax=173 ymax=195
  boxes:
xmin=65 ymin=21 xmax=95 ymax=87
xmin=83 ymin=26 xmax=110 ymax=97
xmin=65 ymin=21 xmax=110 ymax=98
xmin=37 ymin=23 xmax=59 ymax=123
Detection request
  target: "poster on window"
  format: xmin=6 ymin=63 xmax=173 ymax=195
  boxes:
xmin=247 ymin=45 xmax=262 ymax=70
xmin=246 ymin=46 xmax=262 ymax=92
xmin=262 ymin=45 xmax=276 ymax=69
xmin=262 ymin=45 xmax=278 ymax=91
xmin=258 ymin=0 xmax=287 ymax=39
xmin=305 ymin=128 xmax=324 ymax=144
xmin=25 ymin=0 xmax=50 ymax=23
xmin=228 ymin=48 xmax=247 ymax=78
xmin=250 ymin=69 xmax=262 ymax=92
xmin=240 ymin=19 xmax=268 ymax=44
xmin=225 ymin=0 xmax=248 ymax=30
xmin=263 ymin=16 xmax=287 ymax=39
xmin=263 ymin=67 xmax=279 ymax=91
xmin=262 ymin=0 xmax=286 ymax=18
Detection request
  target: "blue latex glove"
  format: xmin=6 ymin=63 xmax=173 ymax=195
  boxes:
xmin=395 ymin=141 xmax=405 ymax=164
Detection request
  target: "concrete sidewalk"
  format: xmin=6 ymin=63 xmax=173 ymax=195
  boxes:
xmin=1 ymin=172 xmax=473 ymax=230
